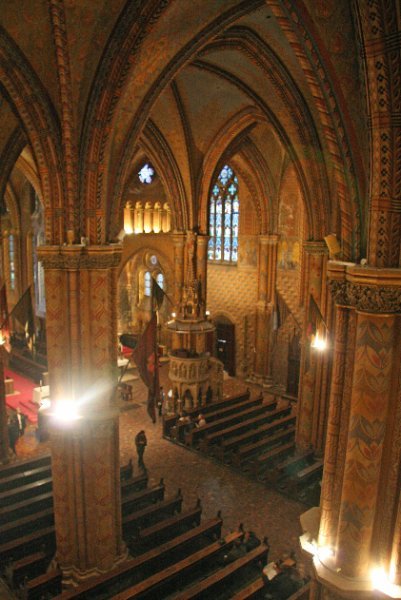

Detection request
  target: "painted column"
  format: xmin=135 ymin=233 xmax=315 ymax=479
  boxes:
xmin=0 ymin=347 xmax=9 ymax=464
xmin=252 ymin=235 xmax=279 ymax=384
xmin=307 ymin=263 xmax=401 ymax=597
xmin=296 ymin=241 xmax=328 ymax=451
xmin=37 ymin=244 xmax=126 ymax=585
xmin=171 ymin=232 xmax=185 ymax=310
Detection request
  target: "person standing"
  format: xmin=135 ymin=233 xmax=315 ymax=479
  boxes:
xmin=16 ymin=407 xmax=27 ymax=437
xmin=8 ymin=416 xmax=19 ymax=455
xmin=135 ymin=430 xmax=147 ymax=471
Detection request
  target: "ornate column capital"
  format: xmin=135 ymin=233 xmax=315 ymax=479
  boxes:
xmin=37 ymin=244 xmax=122 ymax=270
xmin=328 ymin=262 xmax=401 ymax=313
xmin=303 ymin=240 xmax=328 ymax=255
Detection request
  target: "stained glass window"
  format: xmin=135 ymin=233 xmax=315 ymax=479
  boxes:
xmin=208 ymin=165 xmax=239 ymax=263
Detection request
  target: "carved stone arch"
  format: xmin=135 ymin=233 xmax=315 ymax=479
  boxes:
xmin=228 ymin=157 xmax=265 ymax=235
xmin=97 ymin=0 xmax=265 ymax=243
xmin=268 ymin=1 xmax=365 ymax=261
xmin=4 ymin=184 xmax=20 ymax=232
xmin=0 ymin=27 xmax=64 ymax=243
xmin=198 ymin=106 xmax=265 ymax=233
xmin=0 ymin=128 xmax=26 ymax=211
xmin=118 ymin=243 xmax=174 ymax=292
xmin=16 ymin=149 xmax=43 ymax=205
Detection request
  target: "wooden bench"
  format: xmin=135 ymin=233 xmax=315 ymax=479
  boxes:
xmin=221 ymin=414 xmax=296 ymax=463
xmin=230 ymin=576 xmax=266 ymax=599
xmin=187 ymin=403 xmax=270 ymax=449
xmin=288 ymin=582 xmax=311 ymax=599
xmin=23 ymin=568 xmax=62 ymax=600
xmin=163 ymin=391 xmax=251 ymax=437
xmin=0 ymin=506 xmax=54 ymax=544
xmin=129 ymin=503 xmax=203 ymax=554
xmin=268 ymin=450 xmax=315 ymax=485
xmin=5 ymin=551 xmax=48 ymax=588
xmin=53 ymin=516 xmax=223 ymax=600
xmin=171 ymin=397 xmax=266 ymax=444
xmin=0 ymin=525 xmax=56 ymax=566
xmin=0 ymin=477 xmax=53 ymax=508
xmin=0 ymin=454 xmax=51 ymax=480
xmin=231 ymin=426 xmax=296 ymax=469
xmin=0 ymin=491 xmax=53 ymax=526
xmin=173 ymin=544 xmax=269 ymax=599
xmin=120 ymin=471 xmax=149 ymax=496
xmin=251 ymin=441 xmax=296 ymax=479
xmin=287 ymin=460 xmax=323 ymax=497
xmin=202 ymin=406 xmax=292 ymax=454
xmin=122 ymin=480 xmax=165 ymax=516
xmin=122 ymin=492 xmax=183 ymax=537
xmin=110 ymin=530 xmax=245 ymax=599
xmin=0 ymin=464 xmax=53 ymax=494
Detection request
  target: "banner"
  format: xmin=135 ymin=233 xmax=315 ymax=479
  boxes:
xmin=133 ymin=313 xmax=159 ymax=422
xmin=0 ymin=284 xmax=11 ymax=352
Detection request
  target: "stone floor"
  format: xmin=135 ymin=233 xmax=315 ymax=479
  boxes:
xmin=11 ymin=363 xmax=311 ymax=579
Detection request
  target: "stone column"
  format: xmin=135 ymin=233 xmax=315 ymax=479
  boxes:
xmin=308 ymin=263 xmax=401 ymax=597
xmin=296 ymin=241 xmax=329 ymax=452
xmin=0 ymin=347 xmax=9 ymax=464
xmin=37 ymin=244 xmax=126 ymax=585
xmin=252 ymin=234 xmax=279 ymax=385
xmin=196 ymin=234 xmax=209 ymax=308
xmin=171 ymin=232 xmax=185 ymax=310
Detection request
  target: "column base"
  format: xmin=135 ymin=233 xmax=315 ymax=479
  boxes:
xmin=57 ymin=547 xmax=129 ymax=589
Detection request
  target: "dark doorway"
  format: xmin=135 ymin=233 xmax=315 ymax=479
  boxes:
xmin=287 ymin=332 xmax=301 ymax=397
xmin=216 ymin=320 xmax=235 ymax=376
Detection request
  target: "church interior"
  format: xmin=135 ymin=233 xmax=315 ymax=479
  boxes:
xmin=0 ymin=1 xmax=401 ymax=598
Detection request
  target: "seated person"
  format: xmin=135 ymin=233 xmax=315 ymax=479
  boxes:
xmin=196 ymin=414 xmax=206 ymax=428
xmin=243 ymin=530 xmax=261 ymax=552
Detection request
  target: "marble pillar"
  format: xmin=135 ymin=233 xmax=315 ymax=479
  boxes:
xmin=37 ymin=244 xmax=126 ymax=585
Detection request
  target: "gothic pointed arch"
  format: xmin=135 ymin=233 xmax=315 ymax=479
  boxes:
xmin=0 ymin=26 xmax=64 ymax=243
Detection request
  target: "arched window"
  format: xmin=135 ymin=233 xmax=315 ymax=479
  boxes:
xmin=9 ymin=234 xmax=16 ymax=290
xmin=208 ymin=165 xmax=239 ymax=263
xmin=144 ymin=271 xmax=152 ymax=296
xmin=156 ymin=272 xmax=164 ymax=289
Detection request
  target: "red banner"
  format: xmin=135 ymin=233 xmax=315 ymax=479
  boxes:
xmin=133 ymin=313 xmax=159 ymax=422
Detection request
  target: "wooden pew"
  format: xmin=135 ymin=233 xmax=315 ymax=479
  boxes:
xmin=129 ymin=503 xmax=203 ymax=554
xmin=163 ymin=391 xmax=251 ymax=437
xmin=120 ymin=458 xmax=133 ymax=481
xmin=268 ymin=450 xmax=315 ymax=485
xmin=221 ymin=414 xmax=296 ymax=463
xmin=231 ymin=426 xmax=296 ymax=469
xmin=187 ymin=403 xmax=270 ymax=449
xmin=287 ymin=460 xmax=323 ymax=497
xmin=110 ymin=530 xmax=245 ymax=599
xmin=251 ymin=441 xmax=296 ymax=479
xmin=230 ymin=576 xmax=266 ymax=599
xmin=53 ymin=515 xmax=223 ymax=600
xmin=0 ymin=477 xmax=53 ymax=508
xmin=173 ymin=544 xmax=269 ymax=599
xmin=122 ymin=491 xmax=183 ymax=537
xmin=0 ymin=454 xmax=51 ymax=481
xmin=0 ymin=491 xmax=53 ymax=526
xmin=288 ymin=582 xmax=311 ymax=599
xmin=201 ymin=406 xmax=292 ymax=454
xmin=5 ymin=551 xmax=48 ymax=589
xmin=120 ymin=471 xmax=149 ymax=496
xmin=0 ymin=506 xmax=54 ymax=544
xmin=122 ymin=480 xmax=165 ymax=516
xmin=23 ymin=568 xmax=62 ymax=600
xmin=0 ymin=525 xmax=55 ymax=566
xmin=0 ymin=464 xmax=52 ymax=494
xmin=171 ymin=397 xmax=266 ymax=444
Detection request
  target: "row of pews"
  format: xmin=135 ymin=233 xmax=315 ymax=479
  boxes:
xmin=164 ymin=390 xmax=323 ymax=505
xmin=0 ymin=453 xmax=309 ymax=599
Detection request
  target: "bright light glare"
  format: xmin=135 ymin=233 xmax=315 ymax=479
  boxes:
xmin=317 ymin=546 xmax=334 ymax=562
xmin=0 ymin=334 xmax=5 ymax=346
xmin=311 ymin=333 xmax=327 ymax=351
xmin=52 ymin=401 xmax=81 ymax=423
xmin=371 ymin=567 xmax=401 ymax=597
xmin=124 ymin=224 xmax=133 ymax=234
xmin=205 ymin=310 xmax=210 ymax=316
xmin=171 ymin=312 xmax=176 ymax=318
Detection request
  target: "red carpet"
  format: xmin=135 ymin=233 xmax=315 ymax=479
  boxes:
xmin=4 ymin=369 xmax=38 ymax=424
